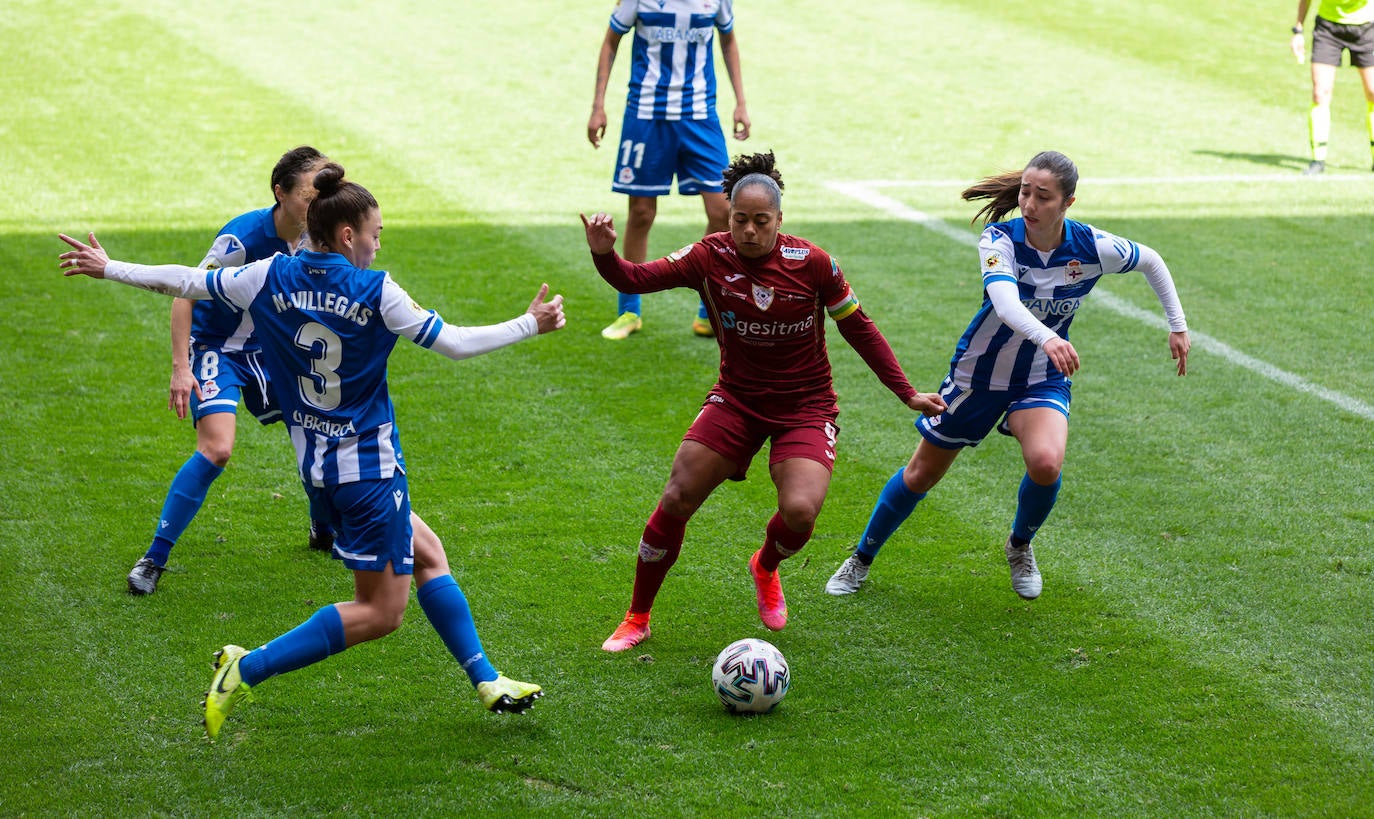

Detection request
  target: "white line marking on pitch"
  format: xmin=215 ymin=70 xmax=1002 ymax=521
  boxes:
xmin=826 ymin=180 xmax=1374 ymax=422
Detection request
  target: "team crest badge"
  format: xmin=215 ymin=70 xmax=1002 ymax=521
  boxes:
xmin=752 ymin=283 xmax=774 ymax=311
xmin=201 ymin=379 xmax=220 ymax=399
xmin=618 ymin=166 xmax=635 ymax=185
xmin=985 ymin=254 xmax=1001 ymax=269
xmin=1065 ymin=260 xmax=1083 ymax=282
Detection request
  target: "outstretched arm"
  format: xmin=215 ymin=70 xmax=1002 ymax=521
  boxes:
xmin=59 ymin=232 xmax=213 ymax=299
xmin=383 ymin=278 xmax=565 ymax=361
xmin=581 ymin=212 xmax=690 ymax=293
xmin=835 ymin=310 xmax=945 ymax=416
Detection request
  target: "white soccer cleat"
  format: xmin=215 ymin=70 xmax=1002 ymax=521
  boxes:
xmin=824 ymin=555 xmax=869 ymax=596
xmin=1004 ymin=537 xmax=1042 ymax=600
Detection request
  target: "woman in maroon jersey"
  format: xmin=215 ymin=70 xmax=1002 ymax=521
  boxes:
xmin=581 ymin=151 xmax=946 ymax=651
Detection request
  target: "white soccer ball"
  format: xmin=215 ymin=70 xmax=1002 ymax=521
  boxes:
xmin=712 ymin=638 xmax=790 ymax=714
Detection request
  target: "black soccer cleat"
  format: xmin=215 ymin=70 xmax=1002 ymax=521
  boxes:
xmin=127 ymin=558 xmax=165 ymax=595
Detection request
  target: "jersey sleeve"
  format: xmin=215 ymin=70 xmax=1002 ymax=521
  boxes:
xmin=199 ymin=232 xmax=249 ymax=269
xmin=819 ymin=253 xmax=860 ymax=322
xmin=591 ymin=243 xmax=701 ymax=294
xmin=609 ymin=1 xmax=637 ymax=33
xmin=206 ymin=258 xmax=273 ymax=311
xmin=716 ymin=0 xmax=734 ymax=31
xmin=1092 ymin=228 xmax=1142 ymax=275
xmin=378 ymin=274 xmax=538 ymax=360
xmin=822 ymin=251 xmax=918 ymax=402
xmin=978 ymin=225 xmax=1018 ymax=287
xmin=1092 ymin=228 xmax=1187 ymax=331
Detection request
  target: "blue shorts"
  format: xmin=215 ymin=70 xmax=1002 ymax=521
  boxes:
xmin=188 ymin=346 xmax=280 ymax=426
xmin=611 ymin=114 xmax=729 ymax=197
xmin=305 ymin=471 xmax=414 ymax=574
xmin=916 ymin=377 xmax=1072 ymax=449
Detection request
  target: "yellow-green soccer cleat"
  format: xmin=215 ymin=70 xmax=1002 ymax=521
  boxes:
xmin=477 ymin=675 xmax=543 ymax=714
xmin=600 ymin=311 xmax=642 ymax=340
xmin=203 ymin=644 xmax=253 ymax=740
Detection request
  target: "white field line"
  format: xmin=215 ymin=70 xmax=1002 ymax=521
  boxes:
xmin=825 ymin=180 xmax=1374 ymax=422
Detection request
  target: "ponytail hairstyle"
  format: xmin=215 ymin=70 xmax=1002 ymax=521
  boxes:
xmin=723 ymin=150 xmax=784 ymax=209
xmin=271 ymin=145 xmax=327 ymax=197
xmin=307 ymin=163 xmax=378 ymax=253
xmin=961 ymin=150 xmax=1078 ymax=224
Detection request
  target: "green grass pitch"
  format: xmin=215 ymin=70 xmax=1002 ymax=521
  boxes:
xmin=3 ymin=0 xmax=1372 ymax=814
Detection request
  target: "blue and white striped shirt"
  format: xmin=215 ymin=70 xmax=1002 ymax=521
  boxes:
xmin=208 ymin=250 xmax=445 ymax=487
xmin=611 ymin=0 xmax=734 ymax=121
xmin=951 ymin=218 xmax=1141 ymax=391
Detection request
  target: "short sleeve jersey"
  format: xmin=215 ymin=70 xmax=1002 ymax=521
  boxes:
xmin=951 ymin=218 xmax=1141 ymax=391
xmin=610 ymin=0 xmax=734 ymax=121
xmin=207 ymin=250 xmax=450 ymax=487
xmin=645 ymin=233 xmax=859 ymax=411
xmin=1317 ymin=0 xmax=1374 ymax=25
xmin=192 ymin=206 xmax=292 ymax=353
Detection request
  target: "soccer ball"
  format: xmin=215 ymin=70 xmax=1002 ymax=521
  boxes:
xmin=712 ymin=638 xmax=790 ymax=714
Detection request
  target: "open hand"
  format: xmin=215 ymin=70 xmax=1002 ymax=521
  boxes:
xmin=58 ymin=232 xmax=110 ymax=278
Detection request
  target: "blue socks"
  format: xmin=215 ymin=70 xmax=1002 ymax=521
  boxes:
xmin=617 ymin=292 xmax=642 ymax=316
xmin=418 ymin=575 xmax=498 ymax=687
xmin=239 ymin=605 xmax=346 ymax=688
xmin=1012 ymin=473 xmax=1061 ymax=543
xmin=855 ymin=468 xmax=926 ymax=564
xmin=145 ymin=451 xmax=223 ymax=566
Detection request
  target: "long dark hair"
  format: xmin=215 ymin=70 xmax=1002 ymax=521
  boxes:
xmin=307 ymin=163 xmax=378 ymax=253
xmin=961 ymin=150 xmax=1078 ymax=224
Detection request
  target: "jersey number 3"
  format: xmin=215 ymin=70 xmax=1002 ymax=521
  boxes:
xmin=294 ymin=322 xmax=343 ymax=412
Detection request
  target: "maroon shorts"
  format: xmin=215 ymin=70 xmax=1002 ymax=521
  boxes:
xmin=683 ymin=392 xmax=840 ymax=481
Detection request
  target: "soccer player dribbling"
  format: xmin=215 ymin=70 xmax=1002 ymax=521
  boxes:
xmin=581 ymin=150 xmax=946 ymax=652
xmin=61 ymin=163 xmax=565 ymax=738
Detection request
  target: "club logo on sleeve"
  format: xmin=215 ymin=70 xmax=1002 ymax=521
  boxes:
xmin=985 ymin=254 xmax=1001 ymax=269
xmin=780 ymin=246 xmax=810 ymax=260
xmin=668 ymin=243 xmax=695 ymax=262
xmin=751 ymin=284 xmax=774 ymax=311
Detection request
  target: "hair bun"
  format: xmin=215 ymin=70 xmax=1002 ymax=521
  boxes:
xmin=313 ymin=163 xmax=346 ymax=196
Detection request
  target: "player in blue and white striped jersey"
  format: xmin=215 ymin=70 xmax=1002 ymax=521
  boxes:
xmin=587 ymin=0 xmax=750 ymax=340
xmin=826 ymin=151 xmax=1190 ymax=602
xmin=127 ymin=147 xmax=332 ymax=597
xmin=61 ymin=163 xmax=565 ymax=737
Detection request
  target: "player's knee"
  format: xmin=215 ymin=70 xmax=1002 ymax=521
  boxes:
xmin=626 ymin=199 xmax=657 ymax=228
xmin=358 ymin=604 xmax=406 ymax=641
xmin=658 ymin=485 xmax=702 ymax=520
xmin=777 ymin=501 xmax=820 ymax=535
xmin=1024 ymin=456 xmax=1062 ymax=487
xmin=199 ymin=444 xmax=233 ymax=468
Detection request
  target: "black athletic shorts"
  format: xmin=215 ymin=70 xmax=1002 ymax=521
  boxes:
xmin=1312 ymin=14 xmax=1374 ymax=68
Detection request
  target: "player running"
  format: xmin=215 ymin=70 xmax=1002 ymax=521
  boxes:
xmin=581 ymin=151 xmax=945 ymax=651
xmin=128 ymin=146 xmax=335 ymax=596
xmin=61 ymin=162 xmax=564 ymax=738
xmin=825 ymin=150 xmax=1190 ymax=601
